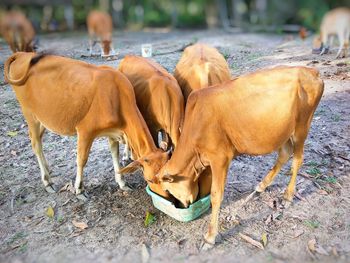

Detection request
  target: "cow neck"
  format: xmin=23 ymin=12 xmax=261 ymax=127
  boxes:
xmin=167 ymin=138 xmax=196 ymax=177
xmin=123 ymin=115 xmax=157 ymax=158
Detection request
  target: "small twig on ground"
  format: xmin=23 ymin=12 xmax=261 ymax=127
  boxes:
xmin=337 ymin=155 xmax=350 ymax=162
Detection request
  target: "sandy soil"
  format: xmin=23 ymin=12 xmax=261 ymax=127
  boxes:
xmin=0 ymin=29 xmax=349 ymax=263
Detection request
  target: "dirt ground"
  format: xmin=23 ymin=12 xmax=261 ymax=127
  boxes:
xmin=0 ymin=29 xmax=349 ymax=263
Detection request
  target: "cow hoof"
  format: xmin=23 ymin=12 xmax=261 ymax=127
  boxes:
xmin=121 ymin=159 xmax=132 ymax=167
xmin=282 ymin=199 xmax=292 ymax=209
xmin=45 ymin=185 xmax=56 ymax=194
xmin=201 ymin=241 xmax=214 ymax=251
xmin=76 ymin=192 xmax=89 ymax=202
xmin=255 ymin=183 xmax=266 ymax=193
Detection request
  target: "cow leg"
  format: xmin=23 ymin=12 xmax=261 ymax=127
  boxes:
xmin=24 ymin=113 xmax=54 ymax=193
xmin=336 ymin=32 xmax=345 ymax=58
xmin=344 ymin=30 xmax=349 ymax=58
xmin=159 ymin=130 xmax=170 ymax=151
xmin=108 ymin=137 xmax=131 ymax=191
xmin=110 ymin=43 xmax=116 ymax=55
xmin=121 ymin=137 xmax=132 ymax=166
xmin=88 ymin=33 xmax=94 ymax=56
xmin=75 ymin=132 xmax=93 ymax=201
xmin=320 ymin=32 xmax=329 ymax=55
xmin=202 ymin=158 xmax=229 ymax=249
xmin=344 ymin=40 xmax=349 ymax=58
xmin=283 ymin=142 xmax=304 ymax=203
xmin=256 ymin=139 xmax=293 ymax=192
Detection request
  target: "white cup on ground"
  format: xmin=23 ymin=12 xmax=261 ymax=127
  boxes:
xmin=141 ymin=44 xmax=152 ymax=57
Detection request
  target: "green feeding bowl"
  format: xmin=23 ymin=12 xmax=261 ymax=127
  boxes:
xmin=146 ymin=186 xmax=211 ymax=222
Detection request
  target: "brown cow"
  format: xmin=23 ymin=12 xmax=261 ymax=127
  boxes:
xmin=119 ymin=55 xmax=184 ymax=150
xmin=87 ymin=10 xmax=115 ymax=57
xmin=0 ymin=11 xmax=35 ymax=53
xmin=158 ymin=66 xmax=324 ymax=247
xmin=4 ymin=52 xmax=169 ymax=200
xmin=172 ymin=43 xmax=231 ymax=198
xmin=174 ymin=43 xmax=231 ymax=102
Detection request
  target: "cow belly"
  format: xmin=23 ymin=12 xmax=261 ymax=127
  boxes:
xmin=16 ymin=87 xmax=91 ymax=136
xmin=226 ymin=96 xmax=297 ymax=155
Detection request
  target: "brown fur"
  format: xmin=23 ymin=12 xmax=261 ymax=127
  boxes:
xmin=119 ymin=55 xmax=184 ymax=149
xmin=174 ymin=43 xmax=231 ymax=102
xmin=4 ymin=52 xmax=169 ymax=197
xmin=0 ymin=11 xmax=35 ymax=53
xmin=159 ymin=66 xmax=324 ymax=245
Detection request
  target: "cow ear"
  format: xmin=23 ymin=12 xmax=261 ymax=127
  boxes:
xmin=161 ymin=173 xmax=174 ymax=183
xmin=119 ymin=160 xmax=142 ymax=174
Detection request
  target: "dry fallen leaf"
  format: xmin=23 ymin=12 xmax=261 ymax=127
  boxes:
xmin=72 ymin=220 xmax=88 ymax=230
xmin=144 ymin=211 xmax=156 ymax=227
xmin=7 ymin=131 xmax=18 ymax=137
xmin=46 ymin=206 xmax=55 ymax=219
xmin=239 ymin=233 xmax=264 ymax=250
xmin=261 ymin=233 xmax=268 ymax=247
xmin=308 ymin=239 xmax=316 ymax=253
xmin=59 ymin=181 xmax=75 ymax=193
xmin=332 ymin=247 xmax=339 ymax=257
xmin=317 ymin=189 xmax=329 ymax=195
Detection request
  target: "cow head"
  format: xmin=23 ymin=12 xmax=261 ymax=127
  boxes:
xmin=158 ymin=154 xmax=205 ymax=207
xmin=101 ymin=33 xmax=112 ymax=57
xmin=119 ymin=149 xmax=172 ymax=198
xmin=101 ymin=39 xmax=111 ymax=57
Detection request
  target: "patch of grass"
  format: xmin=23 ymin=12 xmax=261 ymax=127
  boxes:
xmin=314 ymin=109 xmax=326 ymax=116
xmin=306 ymin=161 xmax=319 ymax=167
xmin=19 ymin=242 xmax=28 ymax=253
xmin=222 ymin=51 xmax=230 ymax=60
xmin=332 ymin=115 xmax=341 ymax=122
xmin=6 ymin=232 xmax=27 ymax=246
xmin=229 ymin=62 xmax=238 ymax=70
xmin=304 ymin=220 xmax=320 ymax=229
xmin=57 ymin=216 xmax=65 ymax=223
xmin=246 ymin=53 xmax=261 ymax=61
xmin=323 ymin=176 xmax=337 ymax=184
xmin=307 ymin=167 xmax=321 ymax=176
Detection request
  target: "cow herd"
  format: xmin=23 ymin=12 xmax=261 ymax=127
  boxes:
xmin=1 ymin=8 xmax=334 ymax=248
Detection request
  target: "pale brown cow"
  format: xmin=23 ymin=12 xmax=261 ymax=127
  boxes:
xmin=4 ymin=52 xmax=169 ymax=200
xmin=0 ymin=11 xmax=35 ymax=53
xmin=87 ymin=10 xmax=115 ymax=57
xmin=159 ymin=66 xmax=324 ymax=247
xmin=319 ymin=7 xmax=350 ymax=58
xmin=119 ymin=55 xmax=184 ymax=150
xmin=174 ymin=43 xmax=231 ymax=102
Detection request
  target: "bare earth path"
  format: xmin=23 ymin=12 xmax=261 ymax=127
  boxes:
xmin=0 ymin=30 xmax=349 ymax=263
